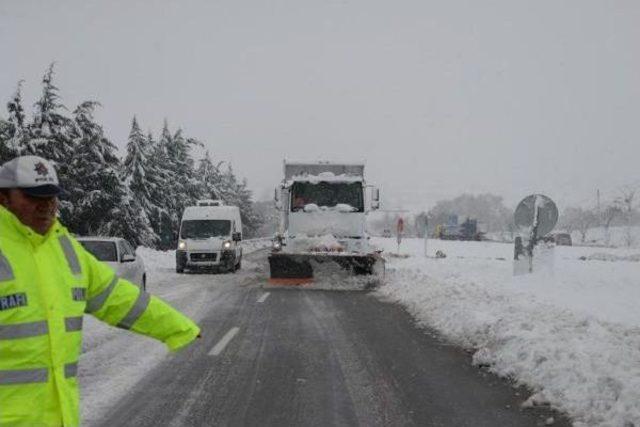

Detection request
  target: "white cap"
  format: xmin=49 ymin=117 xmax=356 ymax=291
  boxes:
xmin=0 ymin=155 xmax=61 ymax=197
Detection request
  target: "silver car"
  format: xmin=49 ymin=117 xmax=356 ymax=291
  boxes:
xmin=77 ymin=237 xmax=147 ymax=290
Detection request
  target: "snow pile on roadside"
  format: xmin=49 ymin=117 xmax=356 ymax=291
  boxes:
xmin=374 ymin=238 xmax=640 ymax=427
xmin=579 ymin=252 xmax=640 ymax=262
xmin=570 ymin=226 xmax=640 ymax=249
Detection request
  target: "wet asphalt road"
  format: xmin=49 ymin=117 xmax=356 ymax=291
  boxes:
xmin=96 ymin=254 xmax=570 ymax=427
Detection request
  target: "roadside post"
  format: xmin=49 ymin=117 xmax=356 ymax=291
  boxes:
xmin=396 ymin=217 xmax=404 ymax=254
xmin=424 ymin=216 xmax=429 ymax=258
xmin=513 ymin=194 xmax=558 ymax=275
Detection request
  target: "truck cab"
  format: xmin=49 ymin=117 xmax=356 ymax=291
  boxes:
xmin=270 ymin=161 xmax=383 ymax=284
xmin=176 ymin=200 xmax=243 ymax=273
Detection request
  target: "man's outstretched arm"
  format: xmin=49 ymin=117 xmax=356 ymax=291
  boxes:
xmin=77 ymin=239 xmax=200 ymax=351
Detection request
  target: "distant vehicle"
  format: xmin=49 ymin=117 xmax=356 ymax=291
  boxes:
xmin=436 ymin=217 xmax=485 ymax=241
xmin=77 ymin=237 xmax=147 ymax=290
xmin=176 ymin=200 xmax=243 ymax=273
xmin=552 ymin=233 xmax=573 ymax=246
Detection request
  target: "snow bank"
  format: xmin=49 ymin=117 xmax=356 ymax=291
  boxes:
xmin=375 ymin=238 xmax=640 ymax=426
xmin=580 ymin=252 xmax=640 ymax=262
xmin=569 ymin=226 xmax=640 ymax=249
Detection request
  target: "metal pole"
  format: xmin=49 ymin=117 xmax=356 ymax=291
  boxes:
xmin=424 ymin=217 xmax=429 ymax=258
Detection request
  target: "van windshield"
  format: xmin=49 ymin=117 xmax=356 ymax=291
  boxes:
xmin=181 ymin=220 xmax=231 ymax=239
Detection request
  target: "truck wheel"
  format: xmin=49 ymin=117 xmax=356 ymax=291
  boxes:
xmin=176 ymin=266 xmax=184 ymax=273
xmin=235 ymin=257 xmax=242 ymax=271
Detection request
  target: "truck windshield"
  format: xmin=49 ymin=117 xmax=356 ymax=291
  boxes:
xmin=291 ymin=182 xmax=364 ymax=212
xmin=181 ymin=220 xmax=231 ymax=239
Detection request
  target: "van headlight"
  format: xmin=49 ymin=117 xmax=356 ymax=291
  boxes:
xmin=178 ymin=241 xmax=186 ymax=250
xmin=223 ymin=241 xmax=232 ymax=249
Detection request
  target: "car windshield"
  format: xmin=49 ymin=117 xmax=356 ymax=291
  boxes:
xmin=180 ymin=220 xmax=231 ymax=239
xmin=79 ymin=241 xmax=118 ymax=262
xmin=290 ymin=182 xmax=364 ymax=212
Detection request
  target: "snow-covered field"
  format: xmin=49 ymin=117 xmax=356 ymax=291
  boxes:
xmin=374 ymin=237 xmax=640 ymax=427
xmin=488 ymin=226 xmax=640 ymax=249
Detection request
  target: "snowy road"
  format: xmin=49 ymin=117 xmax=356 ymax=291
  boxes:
xmin=83 ymin=249 xmax=567 ymax=427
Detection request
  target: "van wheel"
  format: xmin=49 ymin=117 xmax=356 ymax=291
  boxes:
xmin=142 ymin=275 xmax=147 ymax=291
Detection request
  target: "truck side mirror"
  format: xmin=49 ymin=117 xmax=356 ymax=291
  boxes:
xmin=371 ymin=187 xmax=380 ymax=210
xmin=232 ymin=232 xmax=242 ymax=242
xmin=274 ymin=188 xmax=282 ymax=210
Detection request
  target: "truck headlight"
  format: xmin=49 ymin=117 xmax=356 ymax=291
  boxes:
xmin=178 ymin=241 xmax=186 ymax=250
xmin=223 ymin=241 xmax=232 ymax=249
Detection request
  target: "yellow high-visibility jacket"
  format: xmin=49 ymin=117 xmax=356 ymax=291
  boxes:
xmin=0 ymin=206 xmax=201 ymax=426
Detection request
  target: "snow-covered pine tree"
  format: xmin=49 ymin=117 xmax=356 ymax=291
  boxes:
xmin=0 ymin=116 xmax=12 ymax=163
xmin=147 ymin=123 xmax=178 ymax=249
xmin=152 ymin=120 xmax=203 ymax=248
xmin=62 ymin=102 xmax=156 ymax=247
xmin=196 ymin=151 xmax=223 ymax=199
xmin=1 ymin=81 xmax=27 ymax=162
xmin=60 ymin=101 xmax=121 ymax=234
xmin=100 ymin=192 xmax=158 ymax=248
xmin=216 ymin=163 xmax=261 ymax=237
xmin=28 ymin=64 xmax=74 ymax=166
xmin=121 ymin=116 xmax=161 ymax=247
xmin=123 ymin=117 xmax=153 ymax=208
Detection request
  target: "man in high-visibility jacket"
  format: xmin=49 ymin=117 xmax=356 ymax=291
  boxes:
xmin=0 ymin=155 xmax=201 ymax=426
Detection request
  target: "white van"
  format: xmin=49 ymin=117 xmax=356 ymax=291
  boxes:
xmin=176 ymin=200 xmax=243 ymax=273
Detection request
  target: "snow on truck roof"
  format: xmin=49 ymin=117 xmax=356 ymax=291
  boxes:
xmin=287 ymin=172 xmax=364 ymax=185
xmin=283 ymin=161 xmax=364 ymax=181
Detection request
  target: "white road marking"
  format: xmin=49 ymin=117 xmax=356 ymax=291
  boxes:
xmin=257 ymin=292 xmax=270 ymax=303
xmin=208 ymin=327 xmax=240 ymax=356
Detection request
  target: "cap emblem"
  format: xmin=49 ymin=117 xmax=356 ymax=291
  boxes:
xmin=34 ymin=162 xmax=49 ymax=176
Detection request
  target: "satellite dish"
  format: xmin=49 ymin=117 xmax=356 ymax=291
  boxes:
xmin=514 ymin=194 xmax=558 ymax=237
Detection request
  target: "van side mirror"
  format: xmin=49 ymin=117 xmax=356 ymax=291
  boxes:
xmin=232 ymin=232 xmax=242 ymax=242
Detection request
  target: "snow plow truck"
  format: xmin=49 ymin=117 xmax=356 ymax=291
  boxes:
xmin=269 ymin=161 xmax=384 ymax=286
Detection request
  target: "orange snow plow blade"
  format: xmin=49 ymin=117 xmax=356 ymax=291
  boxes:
xmin=267 ymin=252 xmax=384 ymax=289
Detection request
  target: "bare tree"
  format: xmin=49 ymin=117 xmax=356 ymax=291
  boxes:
xmin=601 ymin=202 xmax=623 ymax=246
xmin=618 ymin=186 xmax=638 ymax=247
xmin=561 ymin=207 xmax=598 ymax=244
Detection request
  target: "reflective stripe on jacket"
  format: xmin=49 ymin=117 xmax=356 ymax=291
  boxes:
xmin=0 ymin=206 xmax=200 ymax=426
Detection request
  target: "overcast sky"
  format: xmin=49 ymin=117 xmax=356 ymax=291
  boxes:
xmin=1 ymin=0 xmax=638 ymax=211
